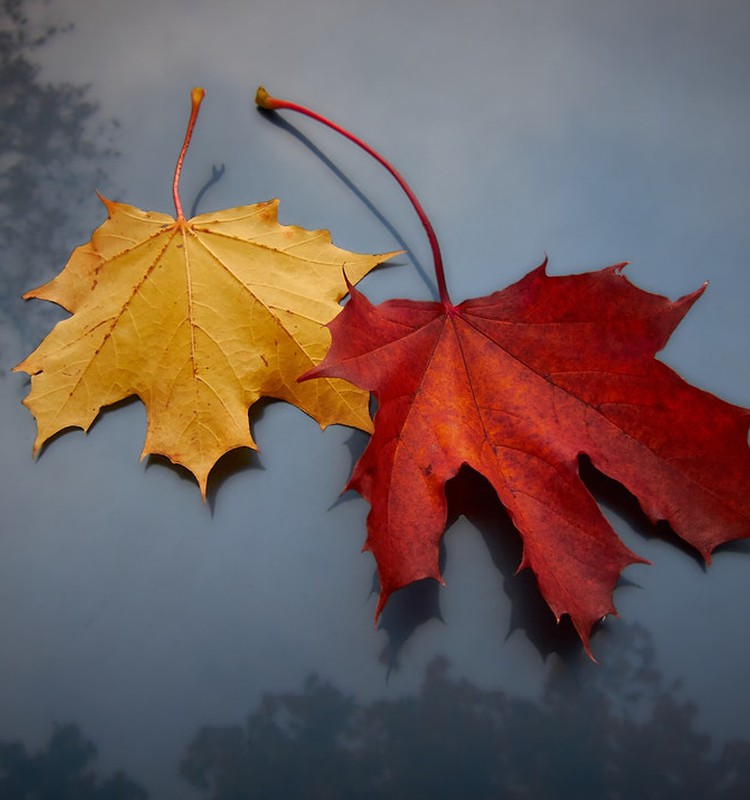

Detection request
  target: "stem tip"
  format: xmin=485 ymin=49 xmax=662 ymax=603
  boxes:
xmin=191 ymin=86 xmax=206 ymax=107
xmin=255 ymin=85 xmax=280 ymax=110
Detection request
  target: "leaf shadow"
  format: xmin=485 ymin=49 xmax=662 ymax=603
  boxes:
xmin=256 ymin=109 xmax=438 ymax=300
xmin=29 ymin=394 xmax=142 ymax=458
xmin=144 ymin=447 xmax=264 ymax=513
xmin=189 ymin=163 xmax=226 ymax=218
xmin=376 ymin=454 xmax=735 ymax=672
xmin=377 ymin=573 xmax=445 ymax=676
xmin=376 ymin=466 xmax=584 ymax=672
xmin=326 ymin=428 xmax=370 ymax=511
xmin=203 ymin=397 xmax=281 ymax=509
xmin=578 ymin=455 xmax=705 ymax=569
xmin=145 ymin=398 xmax=278 ymax=511
xmin=447 ymin=466 xmax=586 ymax=662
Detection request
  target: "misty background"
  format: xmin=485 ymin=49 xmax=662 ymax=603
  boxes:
xmin=1 ymin=0 xmax=749 ymax=797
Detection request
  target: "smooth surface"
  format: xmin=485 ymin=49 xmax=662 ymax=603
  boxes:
xmin=1 ymin=0 xmax=749 ymax=797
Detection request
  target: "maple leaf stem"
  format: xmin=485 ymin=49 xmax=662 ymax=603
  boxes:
xmin=172 ymin=87 xmax=206 ymax=220
xmin=255 ymin=86 xmax=453 ymax=307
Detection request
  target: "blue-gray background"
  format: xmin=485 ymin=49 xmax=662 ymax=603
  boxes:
xmin=1 ymin=0 xmax=749 ymax=797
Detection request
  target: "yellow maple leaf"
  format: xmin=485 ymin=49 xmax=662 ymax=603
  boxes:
xmin=14 ymin=88 xmax=396 ymax=496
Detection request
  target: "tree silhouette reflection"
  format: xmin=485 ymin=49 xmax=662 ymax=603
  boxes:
xmin=180 ymin=623 xmax=749 ymax=799
xmin=0 ymin=723 xmax=147 ymax=799
xmin=0 ymin=0 xmax=117 ymax=348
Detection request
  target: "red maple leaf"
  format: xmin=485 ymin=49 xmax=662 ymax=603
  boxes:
xmin=306 ymin=263 xmax=750 ymax=651
xmin=258 ymin=87 xmax=750 ymax=655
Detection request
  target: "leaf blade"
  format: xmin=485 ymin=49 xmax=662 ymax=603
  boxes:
xmin=15 ymin=196 xmax=397 ymax=495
